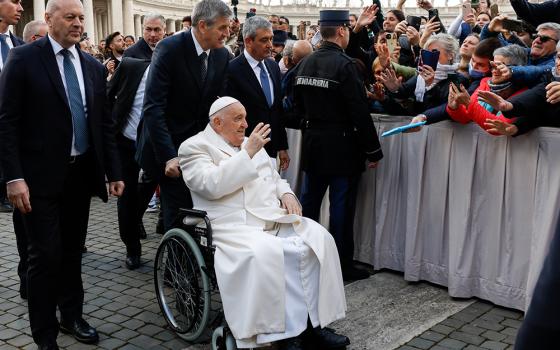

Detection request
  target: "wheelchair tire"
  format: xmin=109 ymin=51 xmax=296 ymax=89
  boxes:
xmin=211 ymin=326 xmax=237 ymax=350
xmin=154 ymin=228 xmax=211 ymax=342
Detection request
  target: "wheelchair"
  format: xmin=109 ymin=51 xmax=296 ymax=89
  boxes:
xmin=154 ymin=208 xmax=237 ymax=350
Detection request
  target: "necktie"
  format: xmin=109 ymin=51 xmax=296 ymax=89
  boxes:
xmin=0 ymin=34 xmax=10 ymax=66
xmin=61 ymin=49 xmax=89 ymax=153
xmin=200 ymin=52 xmax=208 ymax=84
xmin=258 ymin=62 xmax=273 ymax=107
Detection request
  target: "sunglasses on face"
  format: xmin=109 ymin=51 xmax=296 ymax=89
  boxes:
xmin=535 ymin=34 xmax=558 ymax=43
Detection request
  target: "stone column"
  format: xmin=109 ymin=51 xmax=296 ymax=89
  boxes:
xmin=83 ymin=0 xmax=96 ymax=43
xmin=102 ymin=13 xmax=109 ymax=38
xmin=96 ymin=13 xmax=103 ymax=42
xmin=134 ymin=14 xmax=142 ymax=39
xmin=123 ymin=0 xmax=134 ymax=36
xmin=33 ymin=0 xmax=45 ymax=21
xmin=166 ymin=18 xmax=175 ymax=33
xmin=175 ymin=19 xmax=182 ymax=32
xmin=109 ymin=0 xmax=123 ymax=33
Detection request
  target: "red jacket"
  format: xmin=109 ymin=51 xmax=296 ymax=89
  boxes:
xmin=446 ymin=77 xmax=527 ymax=135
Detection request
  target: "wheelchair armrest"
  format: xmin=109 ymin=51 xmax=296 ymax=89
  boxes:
xmin=179 ymin=208 xmax=208 ymax=218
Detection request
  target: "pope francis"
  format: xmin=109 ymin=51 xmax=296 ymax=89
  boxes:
xmin=178 ymin=97 xmax=349 ymax=349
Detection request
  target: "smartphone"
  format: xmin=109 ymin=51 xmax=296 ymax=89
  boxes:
xmin=385 ymin=32 xmax=398 ymax=56
xmin=502 ymin=18 xmax=525 ymax=32
xmin=428 ymin=8 xmax=439 ymax=21
xmin=448 ymin=73 xmax=461 ymax=88
xmin=462 ymin=2 xmax=472 ymax=18
xmin=471 ymin=0 xmax=480 ymax=9
xmin=406 ymin=16 xmax=422 ymax=31
xmin=311 ymin=30 xmax=322 ymax=47
xmin=419 ymin=49 xmax=440 ymax=71
xmin=490 ymin=3 xmax=499 ymax=18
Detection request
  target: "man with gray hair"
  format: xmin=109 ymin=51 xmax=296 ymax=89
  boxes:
xmin=137 ymin=0 xmax=232 ymax=231
xmin=0 ymin=0 xmax=124 ymax=347
xmin=279 ymin=39 xmax=296 ymax=75
xmin=225 ymin=15 xmax=290 ymax=171
xmin=22 ymin=20 xmax=48 ymax=43
xmin=179 ymin=96 xmax=349 ymax=350
xmin=487 ymin=18 xmax=559 ymax=86
xmin=124 ymin=13 xmax=165 ymax=59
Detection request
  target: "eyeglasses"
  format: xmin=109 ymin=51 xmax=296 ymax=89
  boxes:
xmin=535 ymin=34 xmax=558 ymax=43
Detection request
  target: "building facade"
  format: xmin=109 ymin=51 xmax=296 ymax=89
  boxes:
xmin=13 ymin=0 xmax=518 ymax=44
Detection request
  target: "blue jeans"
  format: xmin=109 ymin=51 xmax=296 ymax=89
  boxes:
xmin=300 ymin=173 xmax=360 ymax=265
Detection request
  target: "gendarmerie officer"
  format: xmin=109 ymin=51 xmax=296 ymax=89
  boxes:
xmin=294 ymin=9 xmax=383 ymax=281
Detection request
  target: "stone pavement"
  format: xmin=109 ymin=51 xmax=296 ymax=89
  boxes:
xmin=0 ymin=198 xmax=524 ymax=350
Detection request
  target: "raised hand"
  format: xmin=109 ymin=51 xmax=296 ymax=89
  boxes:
xmin=354 ymin=4 xmax=379 ymax=32
xmin=244 ymin=122 xmax=271 ymax=158
xmin=477 ymin=90 xmax=514 ymax=111
xmin=456 ymin=84 xmax=471 ymax=107
xmin=419 ymin=65 xmax=435 ymax=86
xmin=490 ymin=61 xmax=512 ymax=84
xmin=375 ymin=43 xmax=391 ymax=68
xmin=395 ymin=20 xmax=408 ymax=35
xmin=406 ymin=26 xmax=420 ymax=46
xmin=379 ymin=68 xmax=402 ymax=93
xmin=484 ymin=119 xmax=518 ymax=136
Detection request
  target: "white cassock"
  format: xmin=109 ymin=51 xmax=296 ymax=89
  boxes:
xmin=178 ymin=124 xmax=347 ymax=348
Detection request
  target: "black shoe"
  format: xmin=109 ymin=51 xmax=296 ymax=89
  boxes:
xmin=280 ymin=336 xmax=305 ymax=350
xmin=125 ymin=255 xmax=141 ymax=270
xmin=156 ymin=218 xmax=164 ymax=235
xmin=312 ymin=327 xmax=350 ymax=349
xmin=342 ymin=266 xmax=370 ymax=281
xmin=38 ymin=342 xmax=59 ymax=350
xmin=139 ymin=222 xmax=147 ymax=239
xmin=60 ymin=318 xmax=99 ymax=344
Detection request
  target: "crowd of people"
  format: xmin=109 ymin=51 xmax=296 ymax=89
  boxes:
xmin=1 ymin=0 xmax=560 ymax=348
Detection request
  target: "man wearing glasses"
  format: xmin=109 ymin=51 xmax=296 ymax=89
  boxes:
xmin=484 ymin=19 xmax=559 ymax=87
xmin=294 ymin=8 xmax=383 ymax=282
xmin=22 ymin=20 xmax=48 ymax=43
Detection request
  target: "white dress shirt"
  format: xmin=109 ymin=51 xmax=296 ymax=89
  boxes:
xmin=48 ymin=35 xmax=88 ymax=156
xmin=122 ymin=65 xmax=150 ymax=141
xmin=191 ymin=29 xmax=209 ymax=75
xmin=0 ymin=30 xmax=14 ymax=70
xmin=243 ymin=50 xmax=274 ymax=104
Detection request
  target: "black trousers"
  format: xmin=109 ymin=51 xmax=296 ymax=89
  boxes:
xmin=116 ymin=135 xmax=158 ymax=256
xmin=22 ymin=153 xmax=93 ymax=345
xmin=300 ymin=173 xmax=360 ymax=266
xmin=515 ymin=217 xmax=560 ymax=349
xmin=13 ymin=210 xmax=27 ymax=289
xmin=159 ymin=174 xmax=192 ymax=232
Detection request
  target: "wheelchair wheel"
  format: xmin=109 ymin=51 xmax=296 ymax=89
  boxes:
xmin=154 ymin=228 xmax=211 ymax=341
xmin=211 ymin=326 xmax=237 ymax=350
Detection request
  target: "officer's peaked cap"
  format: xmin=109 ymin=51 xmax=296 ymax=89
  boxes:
xmin=318 ymin=10 xmax=350 ymax=26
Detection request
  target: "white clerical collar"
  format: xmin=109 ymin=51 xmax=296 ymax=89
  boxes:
xmin=191 ymin=29 xmax=210 ymax=57
xmin=244 ymin=49 xmax=264 ymax=70
xmin=48 ymin=34 xmax=80 ymax=59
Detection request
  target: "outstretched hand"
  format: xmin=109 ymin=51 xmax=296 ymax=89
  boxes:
xmin=354 ymin=4 xmax=379 ymax=32
xmin=484 ymin=119 xmax=518 ymax=136
xmin=477 ymin=90 xmax=513 ymax=111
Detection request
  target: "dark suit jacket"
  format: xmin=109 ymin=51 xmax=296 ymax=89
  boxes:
xmin=137 ymin=31 xmax=229 ymax=178
xmin=107 ymin=57 xmax=151 ymax=134
xmin=0 ymin=32 xmax=24 ymax=73
xmin=225 ymin=54 xmax=288 ymax=157
xmin=0 ymin=37 xmax=121 ymax=200
xmin=123 ymin=38 xmax=153 ymax=60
